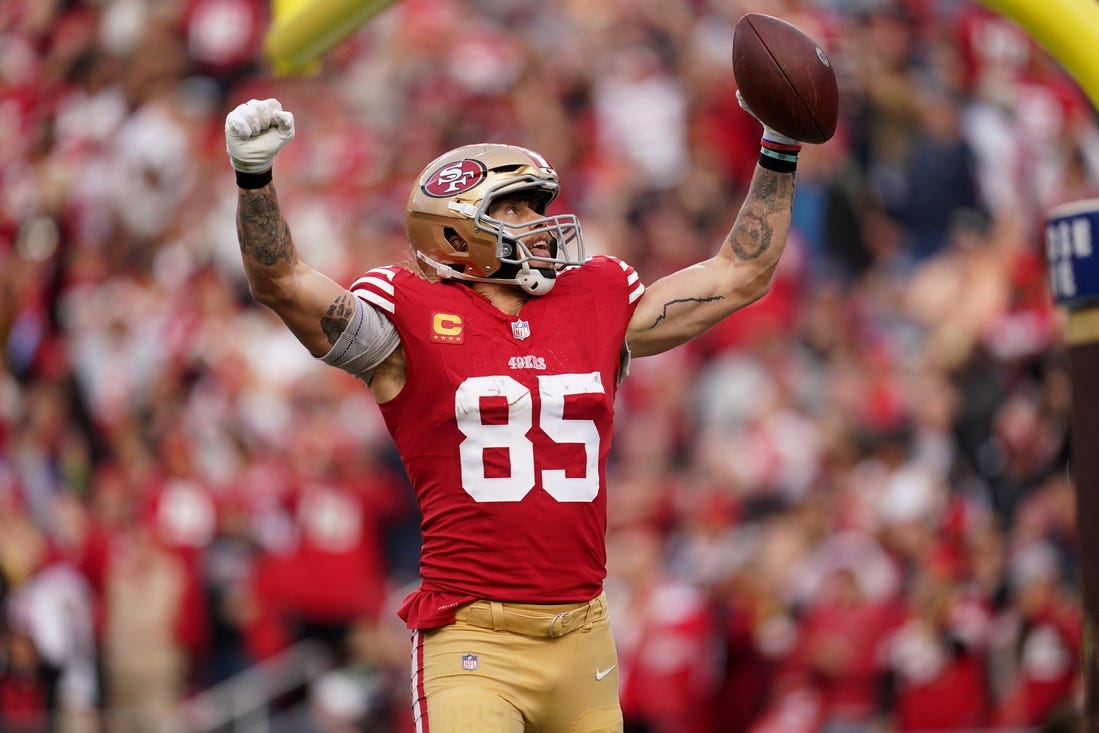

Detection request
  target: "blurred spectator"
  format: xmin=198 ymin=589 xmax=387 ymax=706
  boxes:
xmin=882 ymin=568 xmax=993 ymax=730
xmin=709 ymin=531 xmax=795 ymax=733
xmin=781 ymin=537 xmax=904 ymax=733
xmin=245 ymin=431 xmax=405 ymax=666
xmin=607 ymin=524 xmax=720 ymax=733
xmin=0 ymin=630 xmax=54 ymax=733
xmin=102 ymin=525 xmax=191 ymax=733
xmin=894 ymin=86 xmax=983 ymax=264
xmin=5 ymin=553 xmax=98 ymax=732
xmin=989 ymin=539 xmax=1082 ymax=729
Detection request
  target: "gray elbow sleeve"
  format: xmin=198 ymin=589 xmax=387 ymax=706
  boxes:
xmin=320 ymin=295 xmax=400 ymax=378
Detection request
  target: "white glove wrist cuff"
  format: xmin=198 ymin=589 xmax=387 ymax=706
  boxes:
xmin=230 ymin=158 xmax=274 ymax=174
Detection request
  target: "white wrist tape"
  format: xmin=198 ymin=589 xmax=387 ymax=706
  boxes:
xmin=762 ymin=125 xmax=801 ymax=147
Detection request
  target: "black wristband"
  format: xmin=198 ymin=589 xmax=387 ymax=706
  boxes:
xmin=235 ymin=168 xmax=273 ymax=189
xmin=758 ymin=151 xmax=798 ymax=173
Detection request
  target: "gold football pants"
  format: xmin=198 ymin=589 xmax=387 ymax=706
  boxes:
xmin=410 ymin=593 xmax=622 ymax=733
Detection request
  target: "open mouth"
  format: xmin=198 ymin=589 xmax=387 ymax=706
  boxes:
xmin=524 ymin=235 xmax=559 ymax=260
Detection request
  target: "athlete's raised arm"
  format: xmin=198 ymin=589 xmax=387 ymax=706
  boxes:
xmin=226 ymin=99 xmax=399 ymax=383
xmin=626 ymin=161 xmax=796 ymax=358
xmin=226 ymin=98 xmax=352 ymax=357
xmin=626 ymin=97 xmax=802 ymax=358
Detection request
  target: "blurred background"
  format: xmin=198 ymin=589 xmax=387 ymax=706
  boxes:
xmin=0 ymin=0 xmax=1092 ymax=731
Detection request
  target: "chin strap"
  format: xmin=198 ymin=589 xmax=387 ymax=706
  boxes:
xmin=515 ymin=264 xmax=557 ymax=295
xmin=422 ymin=255 xmax=459 ymax=280
xmin=417 ymin=252 xmax=558 ymax=296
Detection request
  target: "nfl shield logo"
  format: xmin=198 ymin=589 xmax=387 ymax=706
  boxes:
xmin=461 ymin=654 xmax=479 ymax=671
xmin=511 ymin=319 xmax=531 ymax=341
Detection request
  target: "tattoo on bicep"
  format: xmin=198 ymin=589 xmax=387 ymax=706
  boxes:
xmin=320 ymin=294 xmax=355 ymax=345
xmin=648 ymin=296 xmax=724 ymax=329
xmin=728 ymin=169 xmax=794 ymax=260
xmin=237 ymin=188 xmax=293 ymax=266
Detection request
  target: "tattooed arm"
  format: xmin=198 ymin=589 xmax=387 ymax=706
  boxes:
xmin=225 ymin=98 xmax=356 ymax=358
xmin=626 ymin=165 xmax=796 ymax=357
xmin=227 ymin=99 xmax=404 ymax=400
xmin=237 ymin=182 xmax=360 ymax=358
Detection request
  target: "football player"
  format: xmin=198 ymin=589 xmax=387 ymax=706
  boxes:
xmin=225 ymin=95 xmax=808 ymax=733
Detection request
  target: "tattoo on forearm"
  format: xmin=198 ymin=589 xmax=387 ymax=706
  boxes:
xmin=728 ymin=169 xmax=794 ymax=261
xmin=321 ymin=294 xmax=354 ymax=345
xmin=237 ymin=188 xmax=293 ymax=266
xmin=648 ymin=296 xmax=724 ymax=329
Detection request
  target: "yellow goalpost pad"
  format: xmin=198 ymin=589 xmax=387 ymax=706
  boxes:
xmin=264 ymin=0 xmax=398 ymax=75
xmin=978 ymin=0 xmax=1099 ymax=109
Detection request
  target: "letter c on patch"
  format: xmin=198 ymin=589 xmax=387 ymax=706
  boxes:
xmin=434 ymin=313 xmax=462 ymax=335
xmin=431 ymin=312 xmax=464 ymax=343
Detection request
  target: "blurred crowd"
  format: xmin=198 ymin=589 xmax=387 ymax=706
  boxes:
xmin=0 ymin=0 xmax=1094 ymax=731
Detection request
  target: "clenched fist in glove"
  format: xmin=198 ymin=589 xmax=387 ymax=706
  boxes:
xmin=225 ymin=98 xmax=295 ymax=177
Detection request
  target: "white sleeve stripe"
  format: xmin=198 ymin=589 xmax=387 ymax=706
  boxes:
xmin=616 ymin=258 xmax=642 ymax=299
xmin=369 ymin=267 xmax=397 ymax=280
xmin=351 ymin=275 xmax=396 ymax=295
xmin=357 ymin=289 xmax=395 ymax=314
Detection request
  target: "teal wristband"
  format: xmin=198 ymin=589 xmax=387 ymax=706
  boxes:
xmin=759 ymin=147 xmax=798 ymax=173
xmin=760 ymin=147 xmax=800 ymax=163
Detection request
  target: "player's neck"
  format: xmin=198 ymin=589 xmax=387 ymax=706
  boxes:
xmin=471 ymin=281 xmax=528 ymax=315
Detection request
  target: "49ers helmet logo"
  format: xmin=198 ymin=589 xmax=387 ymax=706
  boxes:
xmin=422 ymin=159 xmax=487 ymax=198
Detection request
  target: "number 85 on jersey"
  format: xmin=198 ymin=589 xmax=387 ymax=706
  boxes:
xmin=455 ymin=372 xmax=607 ymax=504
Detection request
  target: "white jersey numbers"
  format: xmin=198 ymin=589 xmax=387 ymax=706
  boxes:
xmin=538 ymin=372 xmax=603 ymax=502
xmin=454 ymin=373 xmax=605 ymax=503
xmin=455 ymin=376 xmax=536 ymax=502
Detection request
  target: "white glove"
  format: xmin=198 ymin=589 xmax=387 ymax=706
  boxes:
xmin=736 ymin=90 xmax=801 ymax=147
xmin=225 ymin=98 xmax=295 ymax=174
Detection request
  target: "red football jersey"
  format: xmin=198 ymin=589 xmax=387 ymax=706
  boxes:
xmin=351 ymin=256 xmax=644 ymax=629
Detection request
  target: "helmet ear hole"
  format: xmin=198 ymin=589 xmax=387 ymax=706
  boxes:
xmin=442 ymin=227 xmax=472 ymax=274
xmin=443 ymin=227 xmax=467 ymax=252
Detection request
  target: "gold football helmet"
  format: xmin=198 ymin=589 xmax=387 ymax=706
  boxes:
xmin=405 ymin=144 xmax=584 ymax=295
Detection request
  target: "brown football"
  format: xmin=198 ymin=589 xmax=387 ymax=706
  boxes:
xmin=732 ymin=13 xmax=838 ymax=144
